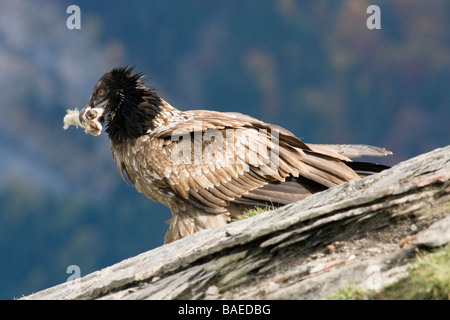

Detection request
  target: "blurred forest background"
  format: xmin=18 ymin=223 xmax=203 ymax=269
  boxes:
xmin=0 ymin=0 xmax=448 ymax=299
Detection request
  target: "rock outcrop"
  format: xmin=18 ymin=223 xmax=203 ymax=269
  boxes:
xmin=23 ymin=145 xmax=450 ymax=300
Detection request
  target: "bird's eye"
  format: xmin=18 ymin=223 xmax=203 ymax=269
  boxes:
xmin=98 ymin=89 xmax=106 ymax=97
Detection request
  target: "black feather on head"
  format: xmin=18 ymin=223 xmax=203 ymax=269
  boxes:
xmin=97 ymin=66 xmax=163 ymax=144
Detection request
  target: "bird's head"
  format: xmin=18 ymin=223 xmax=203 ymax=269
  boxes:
xmin=78 ymin=66 xmax=162 ymax=142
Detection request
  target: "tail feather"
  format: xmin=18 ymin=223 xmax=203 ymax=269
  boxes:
xmin=344 ymin=161 xmax=390 ymax=177
xmin=307 ymin=143 xmax=392 ymax=159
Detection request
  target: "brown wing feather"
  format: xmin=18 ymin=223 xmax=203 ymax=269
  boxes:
xmin=113 ymin=109 xmax=390 ymax=243
xmin=142 ymin=112 xmax=359 ymax=212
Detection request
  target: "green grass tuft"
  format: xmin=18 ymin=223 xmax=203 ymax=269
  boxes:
xmin=330 ymin=245 xmax=450 ymax=300
xmin=232 ymin=204 xmax=276 ymax=222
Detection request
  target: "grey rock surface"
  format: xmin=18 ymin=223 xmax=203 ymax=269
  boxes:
xmin=23 ymin=145 xmax=450 ymax=300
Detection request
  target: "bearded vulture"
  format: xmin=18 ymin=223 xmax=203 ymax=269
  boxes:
xmin=64 ymin=66 xmax=392 ymax=243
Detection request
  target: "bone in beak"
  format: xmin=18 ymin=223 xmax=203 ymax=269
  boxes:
xmin=64 ymin=104 xmax=105 ymax=136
